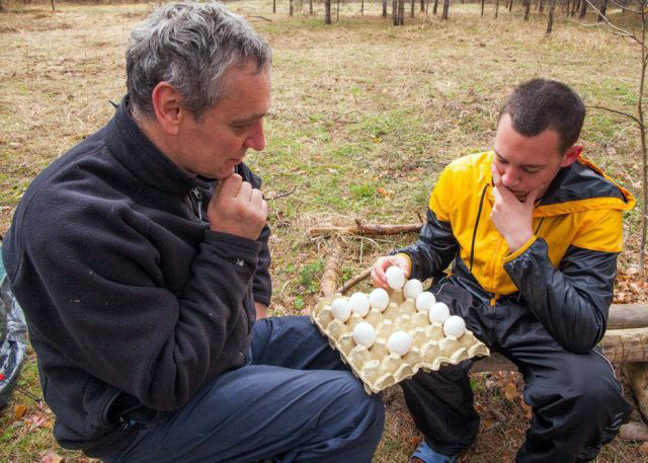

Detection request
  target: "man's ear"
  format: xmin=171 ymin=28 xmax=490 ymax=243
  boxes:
xmin=151 ymin=82 xmax=184 ymax=136
xmin=560 ymin=145 xmax=582 ymax=168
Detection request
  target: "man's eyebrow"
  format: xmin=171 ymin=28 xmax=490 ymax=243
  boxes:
xmin=230 ymin=113 xmax=267 ymax=125
xmin=494 ymin=149 xmax=544 ymax=168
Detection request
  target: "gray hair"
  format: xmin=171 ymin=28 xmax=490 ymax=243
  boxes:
xmin=126 ymin=1 xmax=272 ymax=119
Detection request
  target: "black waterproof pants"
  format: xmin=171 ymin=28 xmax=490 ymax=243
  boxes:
xmin=401 ymin=283 xmax=633 ymax=463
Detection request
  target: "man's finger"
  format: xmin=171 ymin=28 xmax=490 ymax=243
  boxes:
xmin=250 ymin=188 xmax=263 ymax=209
xmin=491 ymin=163 xmax=503 ymax=187
xmin=236 ymin=181 xmax=253 ymax=202
xmin=217 ymin=173 xmax=243 ymax=200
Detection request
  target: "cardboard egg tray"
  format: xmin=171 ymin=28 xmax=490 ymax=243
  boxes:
xmin=311 ymin=291 xmax=490 ymax=395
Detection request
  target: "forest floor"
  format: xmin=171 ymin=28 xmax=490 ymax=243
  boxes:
xmin=1 ymin=1 xmax=647 ymax=461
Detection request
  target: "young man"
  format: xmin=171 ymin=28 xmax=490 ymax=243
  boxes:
xmin=2 ymin=3 xmax=384 ymax=462
xmin=372 ymin=79 xmax=635 ymax=463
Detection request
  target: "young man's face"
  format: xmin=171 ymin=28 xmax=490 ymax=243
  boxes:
xmin=493 ymin=113 xmax=578 ymax=201
xmin=175 ymin=63 xmax=271 ymax=179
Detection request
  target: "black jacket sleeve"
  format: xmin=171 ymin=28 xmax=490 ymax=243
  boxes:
xmin=504 ymin=238 xmax=616 ymax=353
xmin=394 ymin=208 xmax=459 ymax=281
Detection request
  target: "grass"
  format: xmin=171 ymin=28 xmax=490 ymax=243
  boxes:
xmin=1 ymin=1 xmax=647 ymax=461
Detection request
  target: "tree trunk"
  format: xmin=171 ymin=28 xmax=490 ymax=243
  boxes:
xmin=336 ymin=0 xmax=340 ymax=22
xmin=546 ymin=0 xmax=557 ymax=34
xmin=411 ymin=0 xmax=415 ymax=17
xmin=570 ymin=0 xmax=579 ymax=16
xmin=325 ymin=0 xmax=332 ymax=23
xmin=598 ymin=0 xmax=608 ymax=21
xmin=441 ymin=0 xmax=450 ymax=19
xmin=433 ymin=0 xmax=439 ymax=15
xmin=421 ymin=0 xmax=425 ymax=12
xmin=639 ymin=9 xmax=647 ymax=275
xmin=310 ymin=0 xmax=313 ymax=15
xmin=538 ymin=0 xmax=545 ymax=13
xmin=481 ymin=0 xmax=485 ymax=16
xmin=290 ymin=0 xmax=294 ymax=16
xmin=578 ymin=0 xmax=587 ymax=18
xmin=524 ymin=0 xmax=531 ymax=20
xmin=392 ymin=0 xmax=397 ymax=23
xmin=624 ymin=363 xmax=648 ymax=422
xmin=399 ymin=0 xmax=405 ymax=24
xmin=383 ymin=0 xmax=388 ymax=17
xmin=50 ymin=0 xmax=55 ymax=11
xmin=509 ymin=0 xmax=514 ymax=12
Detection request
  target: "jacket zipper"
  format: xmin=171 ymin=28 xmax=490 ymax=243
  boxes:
xmin=191 ymin=188 xmax=203 ymax=221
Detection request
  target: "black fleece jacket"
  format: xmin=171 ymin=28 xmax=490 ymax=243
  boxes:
xmin=2 ymin=98 xmax=272 ymax=457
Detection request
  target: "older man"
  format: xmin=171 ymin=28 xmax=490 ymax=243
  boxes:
xmin=372 ymin=79 xmax=635 ymax=463
xmin=2 ymin=3 xmax=383 ymax=462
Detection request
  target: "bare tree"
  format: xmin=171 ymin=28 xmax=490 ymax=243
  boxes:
xmin=310 ymin=0 xmax=313 ymax=15
xmin=433 ymin=0 xmax=439 ymax=15
xmin=524 ymin=0 xmax=531 ymax=20
xmin=442 ymin=0 xmax=450 ymax=19
xmin=546 ymin=0 xmax=557 ymax=33
xmin=509 ymin=0 xmax=514 ymax=12
xmin=289 ymin=0 xmax=293 ymax=16
xmin=481 ymin=0 xmax=485 ymax=16
xmin=598 ymin=0 xmax=609 ymax=21
xmin=411 ymin=0 xmax=415 ymax=17
xmin=383 ymin=0 xmax=388 ymax=17
xmin=579 ymin=0 xmax=587 ymax=18
xmin=495 ymin=0 xmax=501 ymax=17
xmin=325 ymin=0 xmax=332 ymax=23
xmin=273 ymin=0 xmax=276 ymax=14
xmin=583 ymin=0 xmax=648 ymax=272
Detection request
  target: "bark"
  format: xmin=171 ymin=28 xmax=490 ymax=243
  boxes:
xmin=336 ymin=0 xmax=340 ymax=22
xmin=607 ymin=304 xmax=648 ymax=329
xmin=624 ymin=363 xmax=648 ymax=422
xmin=399 ymin=0 xmax=406 ymax=24
xmin=421 ymin=0 xmax=425 ymax=12
xmin=273 ymin=0 xmax=276 ymax=13
xmin=383 ymin=0 xmax=388 ymax=16
xmin=441 ymin=0 xmax=450 ymax=19
xmin=524 ymin=0 xmax=531 ymax=20
xmin=509 ymin=0 xmax=514 ymax=12
xmin=321 ymin=244 xmax=341 ymax=297
xmin=290 ymin=0 xmax=293 ymax=16
xmin=578 ymin=0 xmax=587 ymax=18
xmin=411 ymin=0 xmax=415 ymax=17
xmin=310 ymin=0 xmax=313 ymax=15
xmin=481 ymin=0 xmax=485 ymax=16
xmin=546 ymin=0 xmax=557 ymax=34
xmin=433 ymin=0 xmax=439 ymax=15
xmin=361 ymin=0 xmax=364 ymax=15
xmin=598 ymin=0 xmax=608 ymax=21
xmin=325 ymin=0 xmax=332 ymax=23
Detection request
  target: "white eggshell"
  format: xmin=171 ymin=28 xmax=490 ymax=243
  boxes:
xmin=385 ymin=266 xmax=406 ymax=290
xmin=387 ymin=330 xmax=413 ymax=356
xmin=349 ymin=292 xmax=370 ymax=317
xmin=330 ymin=298 xmax=351 ymax=322
xmin=416 ymin=291 xmax=436 ymax=312
xmin=429 ymin=302 xmax=451 ymax=324
xmin=403 ymin=278 xmax=423 ymax=300
xmin=353 ymin=322 xmax=376 ymax=347
xmin=369 ymin=288 xmax=390 ymax=310
xmin=443 ymin=315 xmax=466 ymax=338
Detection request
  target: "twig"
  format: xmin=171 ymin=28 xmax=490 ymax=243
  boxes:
xmin=619 ymin=421 xmax=648 ymax=441
xmin=309 ymin=222 xmax=423 ymax=237
xmin=248 ymin=15 xmax=273 ymax=21
xmin=267 ymin=187 xmax=297 ymax=201
xmin=589 ymin=105 xmax=643 ymax=128
xmin=337 ymin=266 xmax=372 ymax=295
xmin=583 ymin=0 xmax=639 ymax=44
xmin=0 ymin=374 xmax=43 ymax=405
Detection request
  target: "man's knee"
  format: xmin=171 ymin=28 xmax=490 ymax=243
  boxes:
xmin=323 ymin=372 xmax=385 ymax=433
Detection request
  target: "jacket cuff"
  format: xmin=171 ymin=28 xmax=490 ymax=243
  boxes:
xmin=395 ymin=253 xmax=413 ymax=277
xmin=253 ymin=293 xmax=271 ymax=307
xmin=503 ymin=235 xmax=538 ymax=264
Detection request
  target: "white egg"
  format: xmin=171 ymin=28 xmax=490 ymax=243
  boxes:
xmin=416 ymin=291 xmax=436 ymax=312
xmin=349 ymin=292 xmax=370 ymax=317
xmin=403 ymin=278 xmax=423 ymax=300
xmin=353 ymin=322 xmax=376 ymax=347
xmin=330 ymin=298 xmax=351 ymax=322
xmin=387 ymin=330 xmax=413 ymax=356
xmin=369 ymin=288 xmax=390 ymax=310
xmin=443 ymin=315 xmax=466 ymax=338
xmin=429 ymin=302 xmax=451 ymax=324
xmin=385 ymin=266 xmax=406 ymax=290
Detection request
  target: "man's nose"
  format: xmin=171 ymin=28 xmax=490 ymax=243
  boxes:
xmin=244 ymin=120 xmax=265 ymax=151
xmin=501 ymin=168 xmax=521 ymax=188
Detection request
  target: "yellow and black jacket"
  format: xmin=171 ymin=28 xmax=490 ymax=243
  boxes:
xmin=398 ymin=151 xmax=635 ymax=354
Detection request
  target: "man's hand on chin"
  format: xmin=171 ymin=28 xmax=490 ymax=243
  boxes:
xmin=490 ymin=164 xmax=540 ymax=253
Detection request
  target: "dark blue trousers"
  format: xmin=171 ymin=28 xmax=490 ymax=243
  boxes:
xmin=107 ymin=316 xmax=385 ymax=463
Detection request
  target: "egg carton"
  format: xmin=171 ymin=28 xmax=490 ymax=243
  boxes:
xmin=311 ymin=291 xmax=490 ymax=395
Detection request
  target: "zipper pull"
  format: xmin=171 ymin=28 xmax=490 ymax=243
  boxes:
xmin=191 ymin=188 xmax=204 ymax=221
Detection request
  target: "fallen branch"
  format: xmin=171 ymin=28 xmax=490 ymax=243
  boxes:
xmin=321 ymin=242 xmax=341 ymax=297
xmin=619 ymin=421 xmax=648 ymax=441
xmin=267 ymin=187 xmax=297 ymax=201
xmin=337 ymin=266 xmax=372 ymax=295
xmin=309 ymin=221 xmax=423 ymax=237
xmin=248 ymin=15 xmax=273 ymax=21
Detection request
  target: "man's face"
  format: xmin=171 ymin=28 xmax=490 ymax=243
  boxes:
xmin=493 ymin=113 xmax=575 ymax=201
xmin=175 ymin=63 xmax=271 ymax=179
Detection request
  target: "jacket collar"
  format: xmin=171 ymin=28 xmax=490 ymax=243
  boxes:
xmin=104 ymin=96 xmax=212 ymax=195
xmin=482 ymin=151 xmax=635 ymax=216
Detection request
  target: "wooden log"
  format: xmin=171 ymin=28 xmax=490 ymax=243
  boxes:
xmin=619 ymin=421 xmax=648 ymax=441
xmin=309 ymin=221 xmax=423 ymax=237
xmin=321 ymin=243 xmax=341 ymax=297
xmin=624 ymin=363 xmax=648 ymax=423
xmin=471 ymin=327 xmax=648 ymax=373
xmin=337 ymin=266 xmax=372 ymax=295
xmin=608 ymin=303 xmax=648 ymax=329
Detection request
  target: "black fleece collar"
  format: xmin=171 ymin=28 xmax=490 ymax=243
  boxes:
xmin=105 ymin=95 xmax=212 ymax=195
